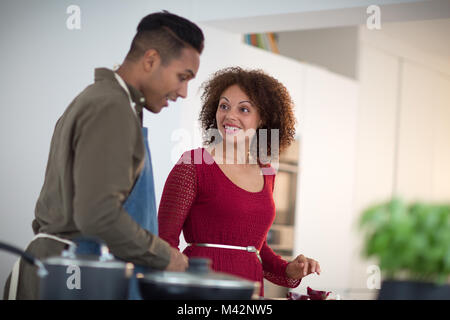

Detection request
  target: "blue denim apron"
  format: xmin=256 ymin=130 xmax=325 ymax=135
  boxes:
xmin=111 ymin=73 xmax=158 ymax=299
xmin=122 ymin=127 xmax=158 ymax=300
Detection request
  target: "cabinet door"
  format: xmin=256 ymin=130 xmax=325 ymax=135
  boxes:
xmin=396 ymin=62 xmax=435 ymax=201
xmin=432 ymin=74 xmax=450 ymax=202
xmin=354 ymin=45 xmax=399 ymax=208
xmin=293 ymin=64 xmax=358 ymax=293
xmin=350 ymin=45 xmax=399 ymax=294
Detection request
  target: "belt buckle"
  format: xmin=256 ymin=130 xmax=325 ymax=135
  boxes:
xmin=247 ymin=246 xmax=262 ymax=263
xmin=246 ymin=246 xmax=257 ymax=253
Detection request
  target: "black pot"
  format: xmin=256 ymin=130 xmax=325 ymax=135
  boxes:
xmin=0 ymin=237 xmax=134 ymax=300
xmin=378 ymin=280 xmax=450 ymax=300
xmin=137 ymin=258 xmax=258 ymax=300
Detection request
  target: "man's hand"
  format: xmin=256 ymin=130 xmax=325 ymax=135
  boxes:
xmin=164 ymin=247 xmax=189 ymax=272
xmin=286 ymin=254 xmax=321 ymax=279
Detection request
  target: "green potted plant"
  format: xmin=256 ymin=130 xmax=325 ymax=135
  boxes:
xmin=359 ymin=197 xmax=450 ymax=299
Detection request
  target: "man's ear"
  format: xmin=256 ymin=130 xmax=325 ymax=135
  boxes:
xmin=142 ymin=49 xmax=160 ymax=72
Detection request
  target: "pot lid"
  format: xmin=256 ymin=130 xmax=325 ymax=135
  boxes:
xmin=44 ymin=255 xmax=133 ymax=270
xmin=43 ymin=236 xmax=133 ymax=271
xmin=137 ymin=258 xmax=256 ymax=290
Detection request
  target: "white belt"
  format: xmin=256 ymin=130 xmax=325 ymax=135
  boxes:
xmin=8 ymin=233 xmax=75 ymax=300
xmin=188 ymin=243 xmax=262 ymax=263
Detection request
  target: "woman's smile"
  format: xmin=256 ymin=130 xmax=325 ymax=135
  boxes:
xmin=223 ymin=123 xmax=242 ymax=135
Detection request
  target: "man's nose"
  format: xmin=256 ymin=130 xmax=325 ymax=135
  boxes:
xmin=177 ymin=82 xmax=188 ymax=99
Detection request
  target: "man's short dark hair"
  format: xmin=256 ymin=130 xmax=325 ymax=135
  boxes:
xmin=126 ymin=10 xmax=204 ymax=65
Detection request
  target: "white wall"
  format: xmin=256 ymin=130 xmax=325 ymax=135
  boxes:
xmin=348 ymin=26 xmax=450 ymax=298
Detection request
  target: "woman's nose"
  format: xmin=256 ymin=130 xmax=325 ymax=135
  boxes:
xmin=224 ymin=112 xmax=238 ymax=122
xmin=228 ymin=106 xmax=240 ymax=118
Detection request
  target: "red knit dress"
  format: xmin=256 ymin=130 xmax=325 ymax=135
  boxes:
xmin=158 ymin=148 xmax=301 ymax=296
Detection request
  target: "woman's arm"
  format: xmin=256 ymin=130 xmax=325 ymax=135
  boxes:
xmin=261 ymin=241 xmax=321 ymax=288
xmin=158 ymin=152 xmax=197 ymax=250
xmin=260 ymin=241 xmax=302 ymax=288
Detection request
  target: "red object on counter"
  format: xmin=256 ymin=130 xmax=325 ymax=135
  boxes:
xmin=307 ymin=286 xmax=331 ymax=300
xmin=287 ymin=287 xmax=332 ymax=300
xmin=287 ymin=292 xmax=310 ymax=300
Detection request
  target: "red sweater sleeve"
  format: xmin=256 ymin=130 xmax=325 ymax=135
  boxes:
xmin=158 ymin=152 xmax=197 ymax=250
xmin=261 ymin=241 xmax=301 ymax=288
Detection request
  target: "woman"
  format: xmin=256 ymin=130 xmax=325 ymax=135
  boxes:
xmin=158 ymin=67 xmax=320 ymax=296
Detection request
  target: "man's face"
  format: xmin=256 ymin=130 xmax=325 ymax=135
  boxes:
xmin=141 ymin=47 xmax=200 ymax=113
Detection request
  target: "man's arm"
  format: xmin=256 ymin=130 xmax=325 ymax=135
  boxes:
xmin=72 ymin=96 xmax=171 ymax=269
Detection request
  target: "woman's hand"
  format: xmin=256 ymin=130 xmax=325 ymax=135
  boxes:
xmin=285 ymin=254 xmax=321 ymax=279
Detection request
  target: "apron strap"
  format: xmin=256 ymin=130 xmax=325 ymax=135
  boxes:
xmin=8 ymin=259 xmax=21 ymax=300
xmin=7 ymin=233 xmax=76 ymax=300
xmin=32 ymin=233 xmax=75 ymax=247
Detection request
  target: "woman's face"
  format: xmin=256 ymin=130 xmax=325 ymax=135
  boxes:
xmin=215 ymin=84 xmax=262 ymax=145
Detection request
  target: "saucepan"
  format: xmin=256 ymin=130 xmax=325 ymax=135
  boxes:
xmin=137 ymin=257 xmax=259 ymax=300
xmin=0 ymin=237 xmax=134 ymax=300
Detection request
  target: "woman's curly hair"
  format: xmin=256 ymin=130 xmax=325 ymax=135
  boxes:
xmin=199 ymin=67 xmax=296 ymax=160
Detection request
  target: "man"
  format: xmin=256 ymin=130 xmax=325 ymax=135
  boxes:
xmin=3 ymin=11 xmax=204 ymax=300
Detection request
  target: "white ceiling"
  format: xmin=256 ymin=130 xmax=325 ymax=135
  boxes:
xmin=200 ymin=0 xmax=450 ymax=33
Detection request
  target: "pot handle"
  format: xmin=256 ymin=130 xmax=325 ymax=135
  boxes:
xmin=0 ymin=241 xmax=48 ymax=277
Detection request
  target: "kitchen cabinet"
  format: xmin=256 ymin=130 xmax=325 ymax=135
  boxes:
xmin=432 ymin=74 xmax=450 ymax=202
xmin=290 ymin=64 xmax=359 ymax=297
xmin=381 ymin=57 xmax=450 ymax=203
xmin=349 ymin=44 xmax=399 ymax=295
xmin=396 ymin=62 xmax=435 ymax=201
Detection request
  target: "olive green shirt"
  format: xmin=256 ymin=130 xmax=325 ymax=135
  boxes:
xmin=31 ymin=68 xmax=171 ymax=269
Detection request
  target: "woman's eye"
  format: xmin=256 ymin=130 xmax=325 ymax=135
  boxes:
xmin=220 ymin=104 xmax=228 ymax=110
xmin=241 ymin=107 xmax=250 ymax=113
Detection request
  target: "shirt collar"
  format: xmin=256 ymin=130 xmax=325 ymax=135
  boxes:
xmin=94 ymin=68 xmax=146 ymax=117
